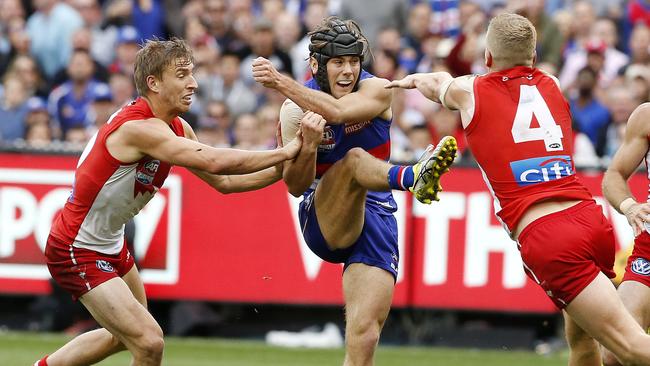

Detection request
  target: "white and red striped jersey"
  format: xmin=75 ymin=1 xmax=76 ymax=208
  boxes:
xmin=49 ymin=98 xmax=185 ymax=254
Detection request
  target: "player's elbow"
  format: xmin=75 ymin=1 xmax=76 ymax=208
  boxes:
xmin=206 ymin=159 xmax=242 ymax=175
xmin=285 ymin=179 xmax=309 ymax=197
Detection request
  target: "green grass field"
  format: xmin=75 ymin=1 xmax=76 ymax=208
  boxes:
xmin=1 ymin=331 xmax=569 ymax=365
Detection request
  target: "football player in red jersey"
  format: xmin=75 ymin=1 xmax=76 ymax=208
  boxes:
xmin=387 ymin=12 xmax=650 ymax=366
xmin=34 ymin=38 xmax=312 ymax=366
xmin=602 ymin=103 xmax=650 ymax=366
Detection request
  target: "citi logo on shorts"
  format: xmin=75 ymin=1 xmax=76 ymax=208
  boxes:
xmin=509 ymin=155 xmax=573 ymax=187
xmin=96 ymin=260 xmax=115 ymax=273
xmin=631 ymin=258 xmax=650 ymax=276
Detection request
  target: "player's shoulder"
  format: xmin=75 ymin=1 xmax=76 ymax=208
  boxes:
xmin=453 ymin=74 xmax=477 ymax=91
xmin=628 ymin=102 xmax=650 ymax=133
xmin=538 ymin=69 xmax=561 ymax=89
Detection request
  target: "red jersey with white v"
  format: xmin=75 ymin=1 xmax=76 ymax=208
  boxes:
xmin=466 ymin=66 xmax=593 ymax=234
xmin=49 ymin=98 xmax=185 ymax=254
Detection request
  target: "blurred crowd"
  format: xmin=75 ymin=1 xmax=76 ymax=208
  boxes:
xmin=0 ymin=0 xmax=648 ymax=166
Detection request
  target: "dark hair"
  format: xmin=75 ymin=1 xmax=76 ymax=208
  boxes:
xmin=133 ymin=37 xmax=194 ymax=96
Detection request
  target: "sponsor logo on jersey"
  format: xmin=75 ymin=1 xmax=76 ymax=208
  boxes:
xmin=96 ymin=260 xmax=115 ymax=273
xmin=318 ymin=126 xmax=336 ymax=152
xmin=510 ymin=155 xmax=573 ymax=187
xmin=136 ymin=160 xmax=160 ymax=185
xmin=631 ymin=258 xmax=650 ymax=276
xmin=345 ymin=120 xmax=371 ymax=135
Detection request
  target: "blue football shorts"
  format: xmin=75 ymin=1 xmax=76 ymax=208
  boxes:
xmin=298 ymin=192 xmax=400 ymax=280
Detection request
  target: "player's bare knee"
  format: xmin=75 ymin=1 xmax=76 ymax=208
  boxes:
xmin=134 ymin=333 xmax=164 ymax=359
xmin=108 ymin=332 xmax=126 ymax=352
xmin=341 ymin=148 xmax=365 ymax=169
xmin=347 ymin=319 xmax=380 ymax=350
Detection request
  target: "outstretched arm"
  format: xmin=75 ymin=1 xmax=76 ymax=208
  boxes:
xmin=602 ymin=103 xmax=650 ymax=236
xmin=385 ymin=72 xmax=454 ymax=104
xmin=181 ymin=120 xmax=286 ymax=193
xmin=386 ymin=72 xmax=475 ymax=126
xmin=116 ymin=117 xmax=301 ymax=175
xmin=252 ymin=57 xmax=391 ymax=124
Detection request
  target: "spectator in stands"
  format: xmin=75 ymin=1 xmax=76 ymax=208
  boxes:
xmin=108 ymin=71 xmax=136 ymax=107
xmin=25 ymin=120 xmax=53 ymax=147
xmin=560 ymin=38 xmax=629 ymax=93
xmin=69 ymin=0 xmax=117 ymax=67
xmin=597 ymin=85 xmax=641 ymax=159
xmin=0 ymin=16 xmax=31 ymax=77
xmin=196 ymin=100 xmax=232 ymax=147
xmin=563 ymin=1 xmax=597 ymax=56
xmin=23 ymin=96 xmax=51 ymax=133
xmin=256 ymin=103 xmax=281 ymax=148
xmin=109 ymin=25 xmax=141 ymax=77
xmin=88 ymin=82 xmax=115 ymax=128
xmin=5 ymin=55 xmax=49 ymax=99
xmin=340 ymin=0 xmax=408 ymax=47
xmin=0 ymin=75 xmax=29 ymax=142
xmin=376 ymin=27 xmax=402 ymax=56
xmin=183 ymin=16 xmax=220 ymax=70
xmin=232 ymin=112 xmax=263 ymax=150
xmin=569 ymin=66 xmax=610 ymax=147
xmin=132 ymin=0 xmax=167 ymax=42
xmin=510 ymin=0 xmax=564 ymax=68
xmin=273 ymin=12 xmax=303 ymax=77
xmin=371 ymin=48 xmax=401 ymax=81
xmin=239 ymin=18 xmax=293 ymax=86
xmin=0 ymin=0 xmax=24 ymax=26
xmin=201 ymin=0 xmax=235 ymax=52
xmin=260 ymin=0 xmax=285 ymax=22
xmin=64 ymin=125 xmax=89 ymax=146
xmin=197 ymin=51 xmax=257 ymax=118
xmin=51 ymin=27 xmax=110 ymax=86
xmin=401 ymin=2 xmax=431 ymax=70
xmin=48 ymin=48 xmax=108 ymax=138
xmin=292 ymin=0 xmax=329 ymax=81
xmin=445 ymin=7 xmax=486 ymax=76
xmin=623 ymin=23 xmax=650 ymax=72
xmin=26 ymin=0 xmax=84 ymax=80
xmin=622 ymin=0 xmax=650 ymax=53
xmin=624 ymin=65 xmax=650 ymax=103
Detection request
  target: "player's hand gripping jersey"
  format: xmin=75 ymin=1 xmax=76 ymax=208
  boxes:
xmin=466 ymin=66 xmax=593 ymax=234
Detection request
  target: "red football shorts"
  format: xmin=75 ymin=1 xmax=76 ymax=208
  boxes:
xmin=517 ymin=200 xmax=616 ymax=309
xmin=623 ymin=231 xmax=650 ymax=286
xmin=45 ymin=235 xmax=135 ymax=300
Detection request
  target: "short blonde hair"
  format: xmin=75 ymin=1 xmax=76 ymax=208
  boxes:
xmin=486 ymin=13 xmax=536 ymax=66
xmin=134 ymin=38 xmax=194 ymax=96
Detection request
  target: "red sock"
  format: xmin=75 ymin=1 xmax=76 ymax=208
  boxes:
xmin=36 ymin=355 xmax=49 ymax=366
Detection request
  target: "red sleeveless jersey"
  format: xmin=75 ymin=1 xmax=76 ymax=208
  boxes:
xmin=49 ymin=98 xmax=185 ymax=254
xmin=466 ymin=66 xmax=593 ymax=234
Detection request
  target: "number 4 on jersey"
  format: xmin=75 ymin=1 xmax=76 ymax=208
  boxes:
xmin=511 ymin=85 xmax=563 ymax=152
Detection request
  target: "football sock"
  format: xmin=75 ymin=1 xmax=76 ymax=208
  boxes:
xmin=388 ymin=165 xmax=414 ymax=191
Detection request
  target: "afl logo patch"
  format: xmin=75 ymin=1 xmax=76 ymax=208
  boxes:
xmin=136 ymin=160 xmax=160 ymax=185
xmin=318 ymin=126 xmax=336 ymax=152
xmin=96 ymin=260 xmax=115 ymax=273
xmin=631 ymin=258 xmax=650 ymax=276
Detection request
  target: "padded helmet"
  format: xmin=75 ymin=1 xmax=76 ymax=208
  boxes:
xmin=308 ymin=17 xmax=365 ymax=94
